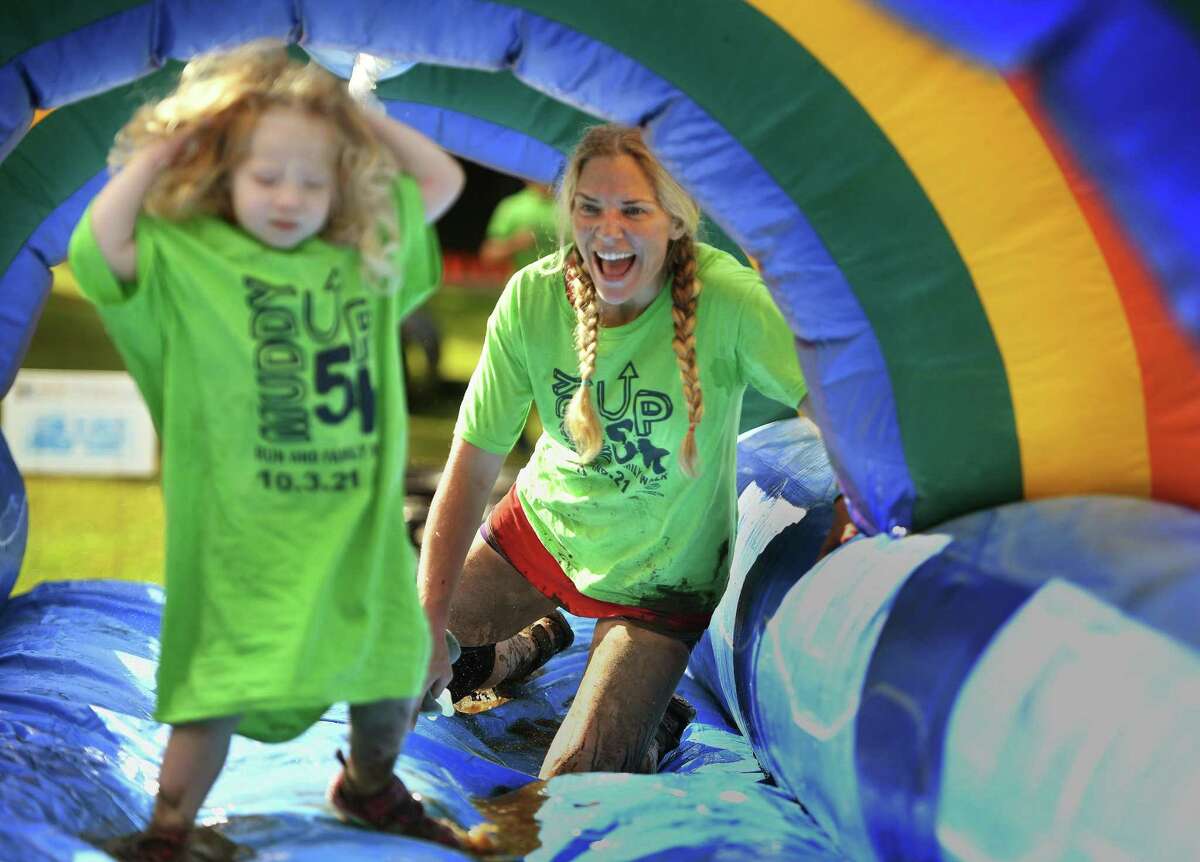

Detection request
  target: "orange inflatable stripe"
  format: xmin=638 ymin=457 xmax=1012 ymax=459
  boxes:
xmin=755 ymin=0 xmax=1151 ymax=504
xmin=1008 ymin=74 xmax=1200 ymax=507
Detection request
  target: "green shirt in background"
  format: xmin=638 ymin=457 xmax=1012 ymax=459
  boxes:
xmin=484 ymin=186 xmax=559 ymax=271
xmin=456 ymin=244 xmax=807 ymax=614
xmin=68 ymin=176 xmax=440 ymax=742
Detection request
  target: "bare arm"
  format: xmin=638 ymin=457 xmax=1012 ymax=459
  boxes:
xmin=418 ymin=437 xmax=505 ymax=694
xmin=88 ymin=136 xmax=187 ymax=282
xmin=418 ymin=437 xmax=505 ymax=632
xmin=479 ymin=230 xmax=538 ymax=266
xmin=362 ymin=110 xmax=464 ymax=223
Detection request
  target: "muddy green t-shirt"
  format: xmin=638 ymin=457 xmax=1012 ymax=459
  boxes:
xmin=68 ymin=175 xmax=440 ymax=741
xmin=456 ymin=244 xmax=806 ymax=614
xmin=485 ymin=187 xmax=559 ymax=270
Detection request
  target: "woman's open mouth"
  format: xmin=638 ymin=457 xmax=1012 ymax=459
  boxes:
xmin=270 ymin=219 xmax=299 ymax=232
xmin=594 ymin=250 xmax=635 ymax=281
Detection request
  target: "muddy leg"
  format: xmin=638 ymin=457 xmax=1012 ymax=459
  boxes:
xmin=539 ymin=618 xmax=689 ymax=778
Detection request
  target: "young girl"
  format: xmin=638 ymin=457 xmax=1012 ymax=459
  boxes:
xmin=67 ymin=42 xmax=477 ymax=858
xmin=418 ymin=124 xmax=808 ymax=777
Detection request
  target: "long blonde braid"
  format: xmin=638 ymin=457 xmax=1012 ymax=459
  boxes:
xmin=563 ymin=249 xmax=604 ymax=462
xmin=667 ymin=237 xmax=704 ymax=476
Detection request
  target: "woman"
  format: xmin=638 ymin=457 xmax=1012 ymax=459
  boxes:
xmin=418 ymin=124 xmax=807 ymax=778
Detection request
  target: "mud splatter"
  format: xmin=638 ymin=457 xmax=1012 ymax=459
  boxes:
xmin=452 ymin=688 xmax=511 ymax=715
xmin=473 ymin=780 xmax=549 ymax=858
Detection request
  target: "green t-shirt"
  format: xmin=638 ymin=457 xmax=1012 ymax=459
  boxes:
xmin=68 ymin=175 xmax=440 ymax=742
xmin=456 ymin=244 xmax=806 ymax=614
xmin=484 ymin=187 xmax=559 ymax=270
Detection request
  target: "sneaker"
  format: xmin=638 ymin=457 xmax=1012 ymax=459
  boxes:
xmin=326 ymin=751 xmax=464 ymax=849
xmin=449 ymin=611 xmax=575 ymax=703
xmin=528 ymin=611 xmax=575 ymax=667
xmin=641 ymin=692 xmax=697 ymax=772
xmin=657 ymin=692 xmax=696 ymax=755
xmin=101 ymin=828 xmax=188 ymax=862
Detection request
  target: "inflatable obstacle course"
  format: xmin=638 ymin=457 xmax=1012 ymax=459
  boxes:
xmin=3 ymin=2 xmax=1200 ymax=860
xmin=4 ymin=0 xmax=1199 ymax=537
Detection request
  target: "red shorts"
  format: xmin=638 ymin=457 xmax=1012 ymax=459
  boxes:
xmin=480 ymin=484 xmax=713 ymax=642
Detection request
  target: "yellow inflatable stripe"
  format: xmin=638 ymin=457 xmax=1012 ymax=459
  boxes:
xmin=748 ymin=0 xmax=1150 ymax=499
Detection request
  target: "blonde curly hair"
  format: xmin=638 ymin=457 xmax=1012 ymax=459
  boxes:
xmin=557 ymin=124 xmax=705 ymax=477
xmin=110 ymin=40 xmax=401 ymax=289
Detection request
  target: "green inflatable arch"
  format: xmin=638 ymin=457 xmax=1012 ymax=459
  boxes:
xmin=5 ymin=0 xmax=1199 ymax=540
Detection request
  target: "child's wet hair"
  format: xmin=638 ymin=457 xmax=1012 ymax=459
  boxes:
xmin=558 ymin=124 xmax=705 ymax=477
xmin=110 ymin=40 xmax=401 ymax=289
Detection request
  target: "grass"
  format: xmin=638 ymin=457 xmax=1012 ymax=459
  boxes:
xmin=21 ymin=477 xmax=166 ymax=591
xmin=8 ymin=268 xmax=514 ymax=595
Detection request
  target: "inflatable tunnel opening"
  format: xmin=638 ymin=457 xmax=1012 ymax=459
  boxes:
xmin=4 ymin=3 xmax=1200 ymax=861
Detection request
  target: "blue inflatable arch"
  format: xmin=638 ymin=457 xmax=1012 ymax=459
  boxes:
xmin=1 ymin=2 xmax=906 ymax=587
xmin=5 ymin=0 xmax=1200 ymax=567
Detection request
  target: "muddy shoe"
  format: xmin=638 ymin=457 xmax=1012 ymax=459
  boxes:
xmin=658 ymin=692 xmax=697 ymax=754
xmin=642 ymin=692 xmax=697 ymax=772
xmin=327 ymin=750 xmax=473 ymax=850
xmin=449 ymin=611 xmax=575 ymax=702
xmin=101 ymin=828 xmax=188 ymax=862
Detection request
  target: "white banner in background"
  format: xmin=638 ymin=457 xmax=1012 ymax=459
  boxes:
xmin=2 ymin=369 xmax=158 ymax=477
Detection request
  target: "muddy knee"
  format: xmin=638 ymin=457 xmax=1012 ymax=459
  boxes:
xmin=448 ymin=537 xmax=558 ymax=643
xmin=539 ymin=719 xmax=652 ymax=778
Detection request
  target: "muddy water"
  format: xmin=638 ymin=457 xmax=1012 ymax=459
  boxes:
xmin=473 ymin=780 xmax=549 ymax=858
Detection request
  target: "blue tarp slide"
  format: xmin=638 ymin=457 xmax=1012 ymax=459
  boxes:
xmin=3 ymin=415 xmax=1200 ymax=861
xmin=0 ymin=577 xmax=844 ymax=861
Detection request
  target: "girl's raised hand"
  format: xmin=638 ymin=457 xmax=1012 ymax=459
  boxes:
xmin=140 ymin=127 xmax=198 ymax=171
xmin=90 ymin=126 xmax=199 ymax=282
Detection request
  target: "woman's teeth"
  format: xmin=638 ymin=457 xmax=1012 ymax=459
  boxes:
xmin=594 ymin=250 xmax=635 ymax=280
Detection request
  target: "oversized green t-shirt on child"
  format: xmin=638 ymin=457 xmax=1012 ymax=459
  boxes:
xmin=68 ymin=175 xmax=438 ymax=742
xmin=456 ymin=244 xmax=807 ymax=615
